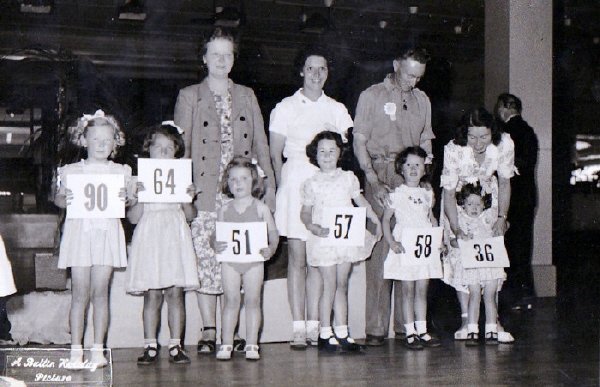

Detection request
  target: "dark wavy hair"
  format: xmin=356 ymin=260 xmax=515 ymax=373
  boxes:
xmin=496 ymin=92 xmax=522 ymax=113
xmin=141 ymin=124 xmax=185 ymax=159
xmin=453 ymin=107 xmax=502 ymax=146
xmin=221 ymin=156 xmax=265 ymax=199
xmin=456 ymin=182 xmax=493 ymax=210
xmin=294 ymin=45 xmax=331 ymax=78
xmin=305 ymin=130 xmax=345 ymax=168
xmin=201 ymin=27 xmax=238 ymax=57
xmin=394 ymin=146 xmax=431 ymax=184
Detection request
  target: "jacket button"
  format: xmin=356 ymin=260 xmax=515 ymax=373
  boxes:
xmin=203 ymin=121 xmax=208 ymax=127
xmin=240 ymin=116 xmax=246 ymax=121
xmin=200 ymin=172 xmax=204 ymax=176
xmin=202 ymin=139 xmax=207 ymax=144
xmin=244 ymin=133 xmax=248 ymax=138
xmin=244 ymin=151 xmax=249 ymax=155
xmin=202 ymin=156 xmax=206 ymax=160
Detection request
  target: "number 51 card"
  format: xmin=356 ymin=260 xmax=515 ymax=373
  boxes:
xmin=215 ymin=222 xmax=268 ymax=263
xmin=66 ymin=174 xmax=125 ymax=219
xmin=137 ymin=158 xmax=192 ymax=203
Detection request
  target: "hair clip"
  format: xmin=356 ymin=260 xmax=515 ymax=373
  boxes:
xmin=81 ymin=109 xmax=106 ymax=122
xmin=162 ymin=120 xmax=184 ymax=135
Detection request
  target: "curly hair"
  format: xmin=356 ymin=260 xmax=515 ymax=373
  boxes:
xmin=141 ymin=123 xmax=185 ymax=159
xmin=456 ymin=182 xmax=493 ymax=210
xmin=395 ymin=46 xmax=431 ymax=64
xmin=453 ymin=107 xmax=502 ymax=146
xmin=221 ymin=156 xmax=265 ymax=199
xmin=394 ymin=146 xmax=431 ymax=185
xmin=201 ymin=27 xmax=238 ymax=57
xmin=69 ymin=110 xmax=125 ymax=158
xmin=294 ymin=45 xmax=331 ymax=78
xmin=305 ymin=130 xmax=345 ymax=168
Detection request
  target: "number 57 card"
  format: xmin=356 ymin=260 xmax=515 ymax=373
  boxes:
xmin=215 ymin=222 xmax=268 ymax=263
xmin=319 ymin=207 xmax=366 ymax=247
xmin=66 ymin=174 xmax=125 ymax=219
xmin=137 ymin=158 xmax=192 ymax=203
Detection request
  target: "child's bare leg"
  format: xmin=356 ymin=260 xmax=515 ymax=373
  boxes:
xmin=196 ymin=294 xmax=217 ymax=340
xmin=143 ymin=290 xmax=163 ymax=340
xmin=318 ymin=265 xmax=336 ymax=330
xmin=467 ymin=284 xmax=481 ymax=331
xmin=70 ymin=267 xmax=91 ymax=346
xmin=220 ymin=264 xmax=241 ymax=346
xmin=241 ymin=264 xmax=264 ymax=346
xmin=332 ymin=263 xmax=351 ymax=327
xmin=165 ymin=287 xmax=185 ymax=340
xmin=401 ymin=280 xmax=416 ymax=331
xmin=90 ymin=266 xmax=113 ymax=345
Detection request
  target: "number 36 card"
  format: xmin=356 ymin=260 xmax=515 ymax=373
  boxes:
xmin=459 ymin=236 xmax=510 ymax=268
xmin=66 ymin=174 xmax=125 ymax=219
xmin=215 ymin=222 xmax=268 ymax=263
xmin=137 ymin=158 xmax=192 ymax=203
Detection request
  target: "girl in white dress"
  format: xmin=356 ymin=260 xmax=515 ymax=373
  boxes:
xmin=449 ymin=183 xmax=505 ymax=346
xmin=300 ymin=131 xmax=381 ymax=352
xmin=382 ymin=147 xmax=441 ymax=350
xmin=127 ymin=122 xmax=199 ymax=365
xmin=54 ymin=110 xmax=135 ymax=367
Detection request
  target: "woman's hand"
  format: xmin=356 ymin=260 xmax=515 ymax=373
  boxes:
xmin=260 ymin=246 xmax=276 ymax=260
xmin=493 ymin=218 xmax=509 ymax=236
xmin=263 ymin=187 xmax=276 ymax=213
xmin=54 ymin=188 xmax=73 ymax=208
xmin=370 ymin=180 xmax=391 ymax=208
xmin=186 ymin=184 xmax=196 ymax=199
xmin=213 ymin=240 xmax=228 ymax=254
xmin=389 ymin=240 xmax=405 ymax=254
xmin=307 ymin=223 xmax=329 ymax=238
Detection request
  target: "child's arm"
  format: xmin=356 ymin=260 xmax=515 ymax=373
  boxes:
xmin=212 ymin=207 xmax=228 ymax=254
xmin=257 ymin=201 xmax=279 ymax=260
xmin=182 ymin=184 xmax=198 ymax=222
xmin=381 ymin=207 xmax=404 ymax=254
xmin=300 ymin=205 xmax=329 ymax=238
xmin=127 ymin=202 xmax=144 ymax=224
xmin=353 ymin=194 xmax=382 ymax=241
xmin=53 ymin=188 xmax=72 ymax=209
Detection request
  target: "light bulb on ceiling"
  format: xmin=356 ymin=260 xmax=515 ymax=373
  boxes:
xmin=409 ymin=6 xmax=418 ymax=14
xmin=379 ymin=20 xmax=387 ymax=29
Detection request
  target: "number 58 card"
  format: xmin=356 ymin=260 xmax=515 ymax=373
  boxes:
xmin=137 ymin=158 xmax=192 ymax=203
xmin=66 ymin=174 xmax=125 ymax=219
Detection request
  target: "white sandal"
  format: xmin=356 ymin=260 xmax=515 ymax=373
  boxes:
xmin=244 ymin=345 xmax=260 ymax=360
xmin=216 ymin=345 xmax=233 ymax=360
xmin=497 ymin=331 xmax=515 ymax=343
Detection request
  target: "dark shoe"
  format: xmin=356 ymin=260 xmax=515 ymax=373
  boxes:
xmin=465 ymin=332 xmax=479 ymax=347
xmin=197 ymin=327 xmax=216 ymax=354
xmin=169 ymin=345 xmax=191 ymax=364
xmin=418 ymin=333 xmax=441 ymax=348
xmin=394 ymin=331 xmax=407 ymax=341
xmin=335 ymin=335 xmax=363 ymax=352
xmin=403 ymin=334 xmax=424 ymax=350
xmin=364 ymin=334 xmax=385 ymax=346
xmin=485 ymin=332 xmax=499 ymax=346
xmin=233 ymin=338 xmax=246 ymax=352
xmin=318 ymin=336 xmax=339 ymax=352
xmin=137 ymin=347 xmax=158 ymax=365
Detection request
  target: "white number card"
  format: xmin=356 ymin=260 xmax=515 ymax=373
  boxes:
xmin=137 ymin=158 xmax=192 ymax=203
xmin=459 ymin=236 xmax=510 ymax=268
xmin=67 ymin=174 xmax=125 ymax=219
xmin=383 ymin=227 xmax=443 ymax=279
xmin=215 ymin=222 xmax=268 ymax=263
xmin=319 ymin=207 xmax=366 ymax=247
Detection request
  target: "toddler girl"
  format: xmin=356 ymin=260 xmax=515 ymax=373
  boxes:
xmin=382 ymin=146 xmax=442 ymax=350
xmin=450 ymin=182 xmax=505 ymax=346
xmin=127 ymin=122 xmax=199 ymax=365
xmin=214 ymin=157 xmax=279 ymax=360
xmin=300 ymin=131 xmax=381 ymax=352
xmin=54 ymin=110 xmax=133 ymax=367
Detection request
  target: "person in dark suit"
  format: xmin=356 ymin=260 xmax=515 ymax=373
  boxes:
xmin=495 ymin=93 xmax=538 ymax=310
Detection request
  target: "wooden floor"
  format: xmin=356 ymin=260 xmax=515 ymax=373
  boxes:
xmin=107 ymin=298 xmax=598 ymax=387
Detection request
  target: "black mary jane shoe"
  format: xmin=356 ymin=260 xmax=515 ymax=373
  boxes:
xmin=335 ymin=335 xmax=363 ymax=352
xmin=233 ymin=338 xmax=246 ymax=352
xmin=403 ymin=334 xmax=424 ymax=350
xmin=197 ymin=327 xmax=217 ymax=354
xmin=418 ymin=333 xmax=441 ymax=348
xmin=485 ymin=332 xmax=499 ymax=346
xmin=169 ymin=345 xmax=191 ymax=364
xmin=137 ymin=347 xmax=158 ymax=365
xmin=317 ymin=336 xmax=339 ymax=353
xmin=364 ymin=334 xmax=385 ymax=346
xmin=465 ymin=332 xmax=480 ymax=347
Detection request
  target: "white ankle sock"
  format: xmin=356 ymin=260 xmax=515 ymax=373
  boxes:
xmin=485 ymin=324 xmax=498 ymax=334
xmin=169 ymin=338 xmax=180 ymax=349
xmin=467 ymin=324 xmax=479 ymax=334
xmin=293 ymin=320 xmax=306 ymax=332
xmin=320 ymin=326 xmax=333 ymax=339
xmin=415 ymin=321 xmax=427 ymax=335
xmin=333 ymin=325 xmax=348 ymax=338
xmin=144 ymin=339 xmax=157 ymax=348
xmin=404 ymin=323 xmax=416 ymax=336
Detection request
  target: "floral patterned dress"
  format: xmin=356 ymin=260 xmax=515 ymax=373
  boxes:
xmin=190 ymin=92 xmax=233 ymax=294
xmin=440 ymin=132 xmax=515 ymax=292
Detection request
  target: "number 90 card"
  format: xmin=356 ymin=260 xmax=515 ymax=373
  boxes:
xmin=137 ymin=158 xmax=192 ymax=203
xmin=66 ymin=174 xmax=125 ymax=219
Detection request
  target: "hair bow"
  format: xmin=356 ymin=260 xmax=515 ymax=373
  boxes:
xmin=162 ymin=120 xmax=184 ymax=134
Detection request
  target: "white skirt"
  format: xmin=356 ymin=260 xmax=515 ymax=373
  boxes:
xmin=0 ymin=236 xmax=16 ymax=297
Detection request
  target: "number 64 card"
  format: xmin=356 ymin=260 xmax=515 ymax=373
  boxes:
xmin=215 ymin=222 xmax=268 ymax=263
xmin=137 ymin=158 xmax=192 ymax=203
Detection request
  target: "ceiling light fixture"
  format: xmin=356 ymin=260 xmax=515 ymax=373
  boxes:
xmin=20 ymin=0 xmax=53 ymax=14
xmin=379 ymin=20 xmax=388 ymax=29
xmin=409 ymin=6 xmax=418 ymax=15
xmin=118 ymin=0 xmax=146 ymax=21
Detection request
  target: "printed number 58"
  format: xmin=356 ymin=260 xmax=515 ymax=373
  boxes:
xmin=414 ymin=234 xmax=432 ymax=258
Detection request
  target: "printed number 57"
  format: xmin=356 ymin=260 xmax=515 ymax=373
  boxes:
xmin=334 ymin=214 xmax=353 ymax=239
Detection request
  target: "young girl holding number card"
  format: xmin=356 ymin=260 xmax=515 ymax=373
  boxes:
xmin=213 ymin=157 xmax=279 ymax=361
xmin=127 ymin=122 xmax=199 ymax=365
xmin=450 ymin=182 xmax=506 ymax=346
xmin=300 ymin=131 xmax=381 ymax=353
xmin=54 ymin=110 xmax=134 ymax=368
xmin=382 ymin=146 xmax=442 ymax=350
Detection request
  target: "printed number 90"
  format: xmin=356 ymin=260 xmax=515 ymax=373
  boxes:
xmin=84 ymin=183 xmax=108 ymax=211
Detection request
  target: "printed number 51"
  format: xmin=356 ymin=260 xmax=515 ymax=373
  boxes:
xmin=334 ymin=214 xmax=353 ymax=239
xmin=232 ymin=229 xmax=251 ymax=255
